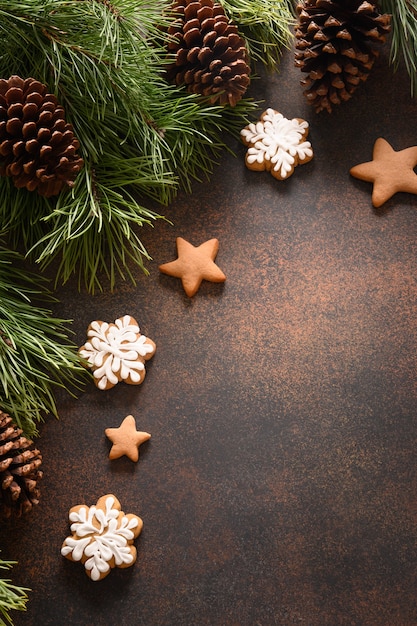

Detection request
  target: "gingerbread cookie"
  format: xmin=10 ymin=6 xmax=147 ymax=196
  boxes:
xmin=61 ymin=494 xmax=143 ymax=581
xmin=78 ymin=315 xmax=156 ymax=390
xmin=240 ymin=108 xmax=313 ymax=180
xmin=159 ymin=237 xmax=226 ymax=297
xmin=105 ymin=415 xmax=151 ymax=462
xmin=350 ymin=137 xmax=417 ymax=208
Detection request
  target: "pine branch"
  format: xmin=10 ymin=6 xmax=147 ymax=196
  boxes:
xmin=0 ymin=557 xmax=29 ymax=626
xmin=219 ymin=0 xmax=295 ymax=68
xmin=0 ymin=0 xmax=259 ymax=289
xmin=379 ymin=0 xmax=417 ymax=96
xmin=0 ymin=245 xmax=85 ymax=436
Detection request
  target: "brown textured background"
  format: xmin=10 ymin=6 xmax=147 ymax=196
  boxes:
xmin=3 ymin=42 xmax=417 ymax=626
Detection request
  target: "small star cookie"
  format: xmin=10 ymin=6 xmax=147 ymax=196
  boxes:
xmin=159 ymin=237 xmax=226 ymax=297
xmin=350 ymin=137 xmax=417 ymax=208
xmin=61 ymin=494 xmax=143 ymax=581
xmin=105 ymin=415 xmax=151 ymax=462
xmin=78 ymin=315 xmax=156 ymax=390
xmin=240 ymin=108 xmax=313 ymax=180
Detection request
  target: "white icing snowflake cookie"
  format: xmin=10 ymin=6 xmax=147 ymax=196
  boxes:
xmin=78 ymin=315 xmax=156 ymax=390
xmin=241 ymin=108 xmax=313 ymax=180
xmin=61 ymin=494 xmax=143 ymax=581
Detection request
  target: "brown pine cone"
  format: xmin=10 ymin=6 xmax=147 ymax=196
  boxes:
xmin=0 ymin=410 xmax=43 ymax=518
xmin=294 ymin=0 xmax=391 ymax=113
xmin=165 ymin=0 xmax=250 ymax=107
xmin=0 ymin=75 xmax=84 ymax=197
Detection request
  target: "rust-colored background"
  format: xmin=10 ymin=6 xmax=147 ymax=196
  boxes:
xmin=3 ymin=43 xmax=417 ymax=626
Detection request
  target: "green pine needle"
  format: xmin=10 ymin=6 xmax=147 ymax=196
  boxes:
xmin=0 ymin=245 xmax=85 ymax=435
xmin=219 ymin=0 xmax=295 ymax=68
xmin=0 ymin=557 xmax=29 ymax=626
xmin=0 ymin=0 xmax=277 ymax=290
xmin=379 ymin=0 xmax=417 ymax=96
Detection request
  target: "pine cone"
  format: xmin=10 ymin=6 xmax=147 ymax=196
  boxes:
xmin=0 ymin=75 xmax=84 ymax=197
xmin=294 ymin=0 xmax=391 ymax=113
xmin=0 ymin=410 xmax=43 ymax=518
xmin=165 ymin=0 xmax=250 ymax=107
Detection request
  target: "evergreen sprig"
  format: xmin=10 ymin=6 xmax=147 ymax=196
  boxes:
xmin=219 ymin=0 xmax=295 ymax=68
xmin=0 ymin=244 xmax=85 ymax=436
xmin=0 ymin=557 xmax=29 ymax=626
xmin=0 ymin=0 xmax=267 ymax=290
xmin=379 ymin=0 xmax=417 ymax=97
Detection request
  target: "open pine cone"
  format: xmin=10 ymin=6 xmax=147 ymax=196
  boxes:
xmin=294 ymin=0 xmax=391 ymax=113
xmin=165 ymin=0 xmax=250 ymax=107
xmin=0 ymin=75 xmax=84 ymax=197
xmin=0 ymin=410 xmax=43 ymax=518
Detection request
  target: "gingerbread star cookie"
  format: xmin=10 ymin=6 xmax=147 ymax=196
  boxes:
xmin=159 ymin=237 xmax=226 ymax=297
xmin=78 ymin=315 xmax=156 ymax=390
xmin=240 ymin=108 xmax=313 ymax=180
xmin=61 ymin=494 xmax=143 ymax=581
xmin=105 ymin=415 xmax=151 ymax=462
xmin=350 ymin=138 xmax=417 ymax=208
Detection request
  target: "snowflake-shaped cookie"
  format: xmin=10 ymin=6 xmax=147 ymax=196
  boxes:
xmin=241 ymin=108 xmax=313 ymax=180
xmin=61 ymin=494 xmax=143 ymax=581
xmin=78 ymin=315 xmax=156 ymax=390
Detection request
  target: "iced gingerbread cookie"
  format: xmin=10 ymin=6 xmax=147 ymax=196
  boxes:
xmin=78 ymin=315 xmax=156 ymax=390
xmin=61 ymin=494 xmax=143 ymax=581
xmin=241 ymin=108 xmax=313 ymax=180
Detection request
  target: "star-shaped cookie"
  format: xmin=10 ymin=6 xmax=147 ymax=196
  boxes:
xmin=350 ymin=138 xmax=417 ymax=208
xmin=159 ymin=237 xmax=226 ymax=297
xmin=105 ymin=415 xmax=151 ymax=462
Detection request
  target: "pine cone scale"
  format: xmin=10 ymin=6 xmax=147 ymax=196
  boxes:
xmin=22 ymin=102 xmax=37 ymax=120
xmin=23 ymin=161 xmax=35 ymax=175
xmin=0 ymin=458 xmax=12 ymax=472
xmin=26 ymin=93 xmax=43 ymax=107
xmin=323 ymin=42 xmax=337 ymax=54
xmin=0 ymin=441 xmax=16 ymax=456
xmin=2 ymin=472 xmax=13 ymax=488
xmin=5 ymin=87 xmax=23 ymax=105
xmin=197 ymin=5 xmax=212 ymax=20
xmin=8 ymin=103 xmax=23 ymax=118
xmin=23 ymin=122 xmax=37 ymax=138
xmin=9 ymin=482 xmax=21 ymax=501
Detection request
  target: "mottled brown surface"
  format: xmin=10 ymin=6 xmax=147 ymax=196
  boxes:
xmin=3 ymin=45 xmax=417 ymax=626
